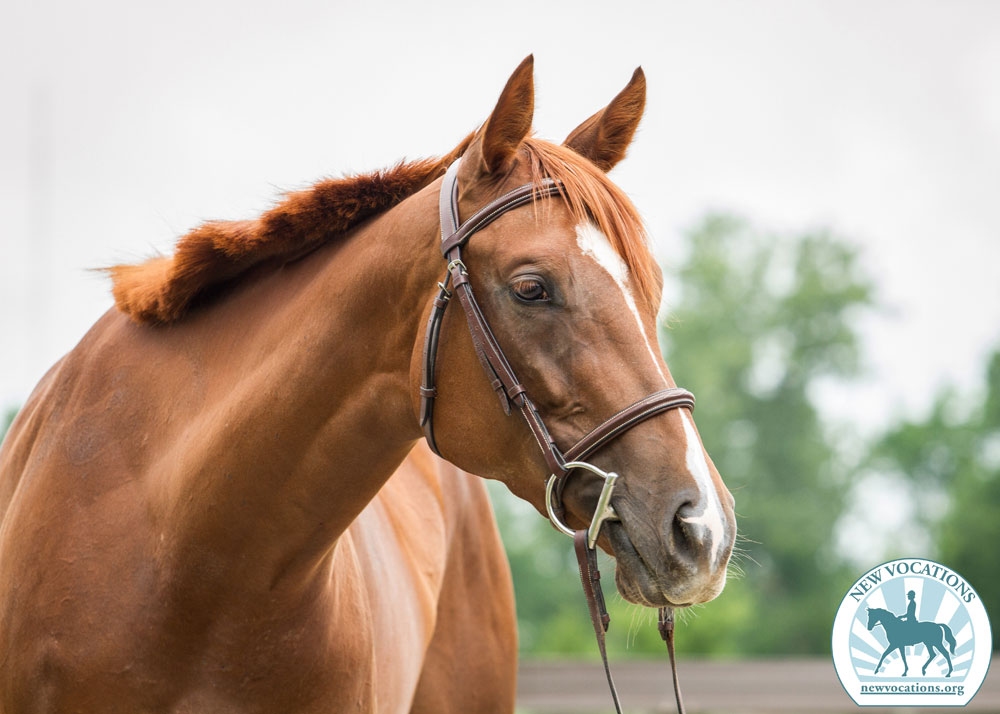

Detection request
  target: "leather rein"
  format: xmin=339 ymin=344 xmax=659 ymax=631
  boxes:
xmin=419 ymin=158 xmax=691 ymax=714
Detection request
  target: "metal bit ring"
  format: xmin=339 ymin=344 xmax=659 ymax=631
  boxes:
xmin=545 ymin=460 xmax=621 ymax=549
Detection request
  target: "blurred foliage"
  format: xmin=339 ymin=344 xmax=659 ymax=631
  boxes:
xmin=660 ymin=214 xmax=874 ymax=654
xmin=871 ymin=351 xmax=1000 ymax=648
xmin=490 ymin=213 xmax=877 ymax=656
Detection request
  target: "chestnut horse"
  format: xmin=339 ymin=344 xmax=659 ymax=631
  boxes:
xmin=0 ymin=57 xmax=735 ymax=713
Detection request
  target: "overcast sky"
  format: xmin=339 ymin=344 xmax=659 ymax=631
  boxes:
xmin=2 ymin=0 xmax=998 ymax=438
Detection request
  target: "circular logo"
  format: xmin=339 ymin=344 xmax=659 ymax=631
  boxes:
xmin=832 ymin=558 xmax=992 ymax=707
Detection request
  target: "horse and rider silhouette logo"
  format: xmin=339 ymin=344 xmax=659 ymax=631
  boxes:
xmin=866 ymin=590 xmax=957 ymax=677
xmin=832 ymin=557 xmax=991 ymax=707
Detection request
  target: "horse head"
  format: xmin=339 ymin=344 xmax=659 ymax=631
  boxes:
xmin=415 ymin=57 xmax=736 ymax=608
xmin=867 ymin=607 xmax=888 ymax=630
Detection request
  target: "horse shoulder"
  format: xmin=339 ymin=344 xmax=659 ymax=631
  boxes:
xmin=408 ymin=451 xmax=518 ymax=714
xmin=336 ymin=444 xmax=516 ymax=714
xmin=323 ymin=445 xmax=447 ymax=712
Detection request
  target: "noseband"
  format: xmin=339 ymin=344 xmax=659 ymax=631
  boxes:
xmin=419 ymin=158 xmax=692 ymax=714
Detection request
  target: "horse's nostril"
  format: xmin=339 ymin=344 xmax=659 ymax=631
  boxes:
xmin=670 ymin=507 xmax=689 ymax=549
xmin=670 ymin=500 xmax=700 ymax=551
xmin=676 ymin=501 xmax=699 ymax=520
xmin=668 ymin=496 xmax=721 ymax=562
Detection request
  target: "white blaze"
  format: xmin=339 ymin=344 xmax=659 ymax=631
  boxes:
xmin=574 ymin=222 xmax=668 ymax=385
xmin=576 ymin=222 xmax=727 ymax=563
xmin=679 ymin=411 xmax=727 ymax=564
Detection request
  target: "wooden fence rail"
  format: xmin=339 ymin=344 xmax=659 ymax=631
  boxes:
xmin=517 ymin=656 xmax=1000 ymax=713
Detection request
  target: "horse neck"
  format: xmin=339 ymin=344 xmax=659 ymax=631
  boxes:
xmin=157 ymin=181 xmax=444 ymax=596
xmin=877 ymin=610 xmax=898 ymax=628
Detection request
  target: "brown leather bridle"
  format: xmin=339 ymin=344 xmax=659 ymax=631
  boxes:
xmin=419 ymin=158 xmax=691 ymax=714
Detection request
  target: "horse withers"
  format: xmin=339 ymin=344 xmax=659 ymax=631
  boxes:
xmin=0 ymin=57 xmax=736 ymax=713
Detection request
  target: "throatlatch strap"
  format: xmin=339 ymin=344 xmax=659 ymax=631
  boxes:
xmin=418 ymin=279 xmax=452 ymax=455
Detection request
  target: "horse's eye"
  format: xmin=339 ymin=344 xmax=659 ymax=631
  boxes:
xmin=511 ymin=277 xmax=549 ymax=302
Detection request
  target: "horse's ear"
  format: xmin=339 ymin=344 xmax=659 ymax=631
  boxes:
xmin=563 ymin=67 xmax=646 ymax=172
xmin=467 ymin=55 xmax=535 ymax=176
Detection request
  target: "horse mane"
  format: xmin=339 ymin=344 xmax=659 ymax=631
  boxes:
xmin=106 ymin=133 xmax=657 ymax=325
xmin=106 ymin=135 xmax=474 ymax=325
xmin=522 ymin=138 xmax=660 ymax=312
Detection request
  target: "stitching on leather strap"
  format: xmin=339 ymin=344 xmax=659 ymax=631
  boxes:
xmin=594 ymin=388 xmax=693 ymax=431
xmin=564 ymin=391 xmax=695 ymax=462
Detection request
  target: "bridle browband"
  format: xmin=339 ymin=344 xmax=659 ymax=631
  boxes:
xmin=419 ymin=157 xmax=692 ymax=714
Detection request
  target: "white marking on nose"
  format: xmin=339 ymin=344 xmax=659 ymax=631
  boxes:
xmin=574 ymin=222 xmax=668 ymax=386
xmin=679 ymin=411 xmax=726 ymax=565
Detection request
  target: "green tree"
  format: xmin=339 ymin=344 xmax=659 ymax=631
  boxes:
xmin=872 ymin=349 xmax=1000 ymax=648
xmin=491 ymin=213 xmax=876 ymax=656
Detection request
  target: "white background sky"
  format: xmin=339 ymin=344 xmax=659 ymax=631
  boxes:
xmin=2 ymin=0 xmax=999 ymax=440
